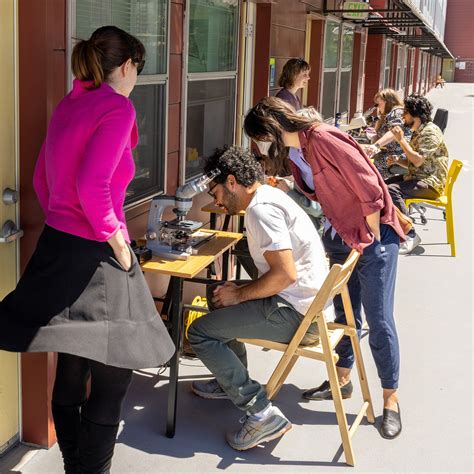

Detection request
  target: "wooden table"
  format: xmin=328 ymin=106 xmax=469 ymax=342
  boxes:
xmin=141 ymin=229 xmax=242 ymax=437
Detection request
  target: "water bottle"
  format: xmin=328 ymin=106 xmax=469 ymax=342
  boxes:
xmin=335 ymin=112 xmax=342 ymax=128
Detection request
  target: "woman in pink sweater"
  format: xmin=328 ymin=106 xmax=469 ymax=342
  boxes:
xmin=0 ymin=26 xmax=174 ymax=472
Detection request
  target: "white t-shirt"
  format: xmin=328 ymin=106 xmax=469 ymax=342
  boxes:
xmin=244 ymin=185 xmax=334 ymax=319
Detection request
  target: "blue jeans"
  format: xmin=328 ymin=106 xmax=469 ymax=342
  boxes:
xmin=322 ymin=224 xmax=400 ymax=389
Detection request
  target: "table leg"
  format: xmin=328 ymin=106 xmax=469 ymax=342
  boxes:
xmin=222 ymin=249 xmax=229 ymax=281
xmin=210 ymin=212 xmax=216 ymax=230
xmin=235 ymin=216 xmax=245 ymax=279
xmin=166 ymin=276 xmax=183 ymax=438
xmin=223 ymin=214 xmax=231 ymax=232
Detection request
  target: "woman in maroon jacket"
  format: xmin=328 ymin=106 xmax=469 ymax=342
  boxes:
xmin=244 ymin=97 xmax=404 ymax=439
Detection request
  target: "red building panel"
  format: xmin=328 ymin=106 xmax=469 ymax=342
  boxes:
xmin=364 ymin=34 xmax=383 ymax=110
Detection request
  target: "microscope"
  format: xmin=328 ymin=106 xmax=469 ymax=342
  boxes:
xmin=145 ymin=169 xmax=221 ymax=260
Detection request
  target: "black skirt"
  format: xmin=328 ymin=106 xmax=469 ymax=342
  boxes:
xmin=0 ymin=225 xmax=175 ymax=369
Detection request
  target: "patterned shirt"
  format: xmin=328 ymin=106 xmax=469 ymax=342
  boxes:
xmin=407 ymin=121 xmax=449 ymax=194
xmin=373 ymin=107 xmax=412 ymax=180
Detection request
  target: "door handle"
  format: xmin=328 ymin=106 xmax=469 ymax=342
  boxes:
xmin=0 ymin=220 xmax=24 ymax=243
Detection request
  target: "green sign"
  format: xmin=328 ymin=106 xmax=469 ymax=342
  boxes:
xmin=343 ymin=1 xmax=370 ymax=19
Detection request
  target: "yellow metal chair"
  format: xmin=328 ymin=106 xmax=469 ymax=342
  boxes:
xmin=238 ymin=250 xmax=374 ymax=466
xmin=405 ymin=159 xmax=463 ymax=256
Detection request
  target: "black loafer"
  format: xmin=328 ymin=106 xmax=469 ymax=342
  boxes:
xmin=302 ymin=380 xmax=353 ymax=401
xmin=380 ymin=403 xmax=402 ymax=439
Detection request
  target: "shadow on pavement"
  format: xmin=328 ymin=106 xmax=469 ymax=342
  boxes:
xmin=116 ymin=370 xmax=374 ymax=468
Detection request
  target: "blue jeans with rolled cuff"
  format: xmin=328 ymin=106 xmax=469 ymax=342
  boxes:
xmin=322 ymin=224 xmax=400 ymax=390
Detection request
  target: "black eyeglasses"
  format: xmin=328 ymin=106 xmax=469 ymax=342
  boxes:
xmin=207 ymin=182 xmax=218 ymax=199
xmin=134 ymin=59 xmax=145 ymax=75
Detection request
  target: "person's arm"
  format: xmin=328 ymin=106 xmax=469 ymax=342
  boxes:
xmin=32 ymin=142 xmax=50 ymax=214
xmin=211 ymin=249 xmax=296 ymax=308
xmin=76 ymin=99 xmax=136 ymax=269
xmin=391 ymin=125 xmax=425 ymax=167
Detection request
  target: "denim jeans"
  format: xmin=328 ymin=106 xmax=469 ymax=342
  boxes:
xmin=322 ymin=224 xmax=400 ymax=389
xmin=187 ymin=281 xmax=319 ymax=414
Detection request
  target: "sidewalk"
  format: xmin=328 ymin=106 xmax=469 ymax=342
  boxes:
xmin=1 ymin=83 xmax=473 ymax=473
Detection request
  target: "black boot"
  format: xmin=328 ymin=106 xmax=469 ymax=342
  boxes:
xmin=52 ymin=403 xmax=81 ymax=473
xmin=78 ymin=418 xmax=120 ymax=474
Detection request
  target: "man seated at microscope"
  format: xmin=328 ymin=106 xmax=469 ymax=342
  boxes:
xmin=187 ymin=146 xmax=333 ymax=451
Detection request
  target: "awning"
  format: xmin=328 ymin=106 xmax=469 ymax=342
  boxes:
xmin=322 ymin=0 xmax=454 ymax=58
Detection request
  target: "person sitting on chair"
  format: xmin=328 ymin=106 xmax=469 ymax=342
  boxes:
xmin=435 ymin=75 xmax=446 ymax=88
xmin=188 ymin=146 xmax=333 ymax=451
xmin=386 ymin=94 xmax=449 ymax=255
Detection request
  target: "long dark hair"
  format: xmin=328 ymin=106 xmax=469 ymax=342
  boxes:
xmin=244 ymin=96 xmax=320 ymax=175
xmin=72 ymin=26 xmax=145 ymax=89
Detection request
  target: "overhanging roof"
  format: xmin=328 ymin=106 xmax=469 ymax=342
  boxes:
xmin=323 ymin=0 xmax=454 ymax=58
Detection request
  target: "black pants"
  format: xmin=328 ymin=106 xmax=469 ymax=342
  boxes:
xmin=52 ymin=353 xmax=133 ymax=425
xmin=386 ymin=176 xmax=439 ymax=216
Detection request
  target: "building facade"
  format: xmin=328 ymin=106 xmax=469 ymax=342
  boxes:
xmin=0 ymin=0 xmax=451 ymax=454
xmin=443 ymin=0 xmax=474 ymax=82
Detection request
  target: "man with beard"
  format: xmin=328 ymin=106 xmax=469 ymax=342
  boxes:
xmin=188 ymin=146 xmax=332 ymax=451
xmin=386 ymin=94 xmax=449 ymax=254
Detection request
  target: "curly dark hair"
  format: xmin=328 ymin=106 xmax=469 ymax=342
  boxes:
xmin=404 ymin=94 xmax=433 ymax=123
xmin=204 ymin=146 xmax=264 ymax=187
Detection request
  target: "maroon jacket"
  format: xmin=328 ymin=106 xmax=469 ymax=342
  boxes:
xmin=292 ymin=123 xmax=405 ymax=253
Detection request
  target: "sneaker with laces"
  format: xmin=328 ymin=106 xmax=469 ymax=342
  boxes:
xmin=191 ymin=378 xmax=230 ymax=400
xmin=226 ymin=406 xmax=292 ymax=451
xmin=399 ymin=233 xmax=421 ymax=255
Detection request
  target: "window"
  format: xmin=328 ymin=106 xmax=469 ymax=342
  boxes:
xmin=74 ymin=0 xmax=169 ymax=205
xmin=395 ymin=45 xmax=408 ymax=91
xmin=382 ymin=39 xmax=392 ymax=88
xmin=321 ymin=21 xmax=354 ymax=123
xmin=184 ymin=0 xmax=239 ymax=180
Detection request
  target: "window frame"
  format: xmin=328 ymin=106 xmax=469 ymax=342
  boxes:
xmin=319 ymin=17 xmax=355 ymax=124
xmin=67 ymin=0 xmax=171 ymax=209
xmin=381 ymin=38 xmax=393 ymax=89
xmin=180 ymin=0 xmax=240 ymax=183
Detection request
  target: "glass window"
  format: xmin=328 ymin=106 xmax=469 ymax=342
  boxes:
xmin=341 ymin=28 xmax=354 ymax=68
xmin=381 ymin=39 xmax=392 ymax=88
xmin=321 ymin=71 xmax=337 ymax=120
xmin=185 ymin=79 xmax=236 ymax=178
xmin=126 ymin=84 xmax=166 ymax=203
xmin=188 ymin=0 xmax=238 ymax=73
xmin=338 ymin=70 xmax=351 ymax=115
xmin=324 ymin=21 xmax=340 ymax=69
xmin=321 ymin=22 xmax=353 ymax=121
xmin=76 ymin=0 xmax=168 ymax=75
xmin=75 ymin=0 xmax=169 ymax=204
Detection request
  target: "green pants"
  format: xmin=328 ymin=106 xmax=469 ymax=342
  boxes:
xmin=188 ymin=281 xmax=319 ymax=415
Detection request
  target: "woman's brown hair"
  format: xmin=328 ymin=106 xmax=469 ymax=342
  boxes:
xmin=72 ymin=26 xmax=145 ymax=89
xmin=244 ymin=97 xmax=320 ymax=175
xmin=278 ymin=58 xmax=310 ymax=89
xmin=374 ymin=88 xmax=403 ymax=115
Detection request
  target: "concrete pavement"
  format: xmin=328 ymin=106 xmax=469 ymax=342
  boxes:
xmin=1 ymin=82 xmax=472 ymax=473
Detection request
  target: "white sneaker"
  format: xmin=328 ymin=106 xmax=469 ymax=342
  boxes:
xmin=399 ymin=234 xmax=421 ymax=255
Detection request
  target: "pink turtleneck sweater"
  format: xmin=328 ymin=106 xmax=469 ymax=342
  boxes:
xmin=33 ymin=79 xmax=138 ymax=243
